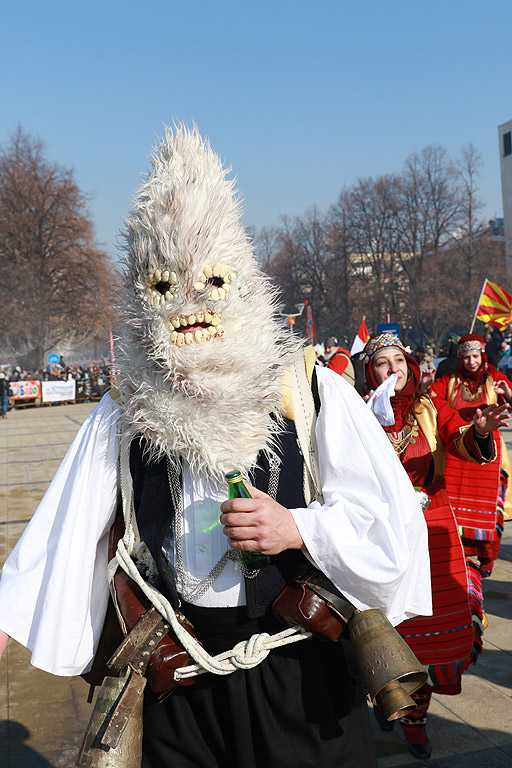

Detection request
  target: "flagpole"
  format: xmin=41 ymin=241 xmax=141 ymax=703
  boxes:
xmin=109 ymin=322 xmax=116 ymax=366
xmin=469 ymin=279 xmax=487 ymax=333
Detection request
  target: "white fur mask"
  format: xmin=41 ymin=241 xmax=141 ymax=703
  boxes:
xmin=116 ymin=125 xmax=303 ymax=481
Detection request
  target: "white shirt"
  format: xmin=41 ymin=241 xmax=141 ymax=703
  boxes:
xmin=177 ymin=468 xmax=245 ymax=607
xmin=0 ymin=367 xmax=431 ymax=675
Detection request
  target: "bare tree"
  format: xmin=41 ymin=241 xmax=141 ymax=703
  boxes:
xmin=392 ymin=145 xmax=466 ymax=343
xmin=270 ymin=208 xmax=356 ymax=342
xmin=456 ymin=144 xmax=485 ymax=300
xmin=260 ymin=141 xmax=507 ymax=349
xmin=0 ymin=127 xmax=115 ymax=368
xmin=251 ymin=225 xmax=281 ymax=272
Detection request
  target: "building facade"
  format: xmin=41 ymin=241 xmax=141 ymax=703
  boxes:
xmin=498 ymin=119 xmax=512 ymax=274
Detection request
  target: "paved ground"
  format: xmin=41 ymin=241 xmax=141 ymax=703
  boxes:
xmin=0 ymin=403 xmax=98 ymax=768
xmin=0 ymin=403 xmax=510 ymax=767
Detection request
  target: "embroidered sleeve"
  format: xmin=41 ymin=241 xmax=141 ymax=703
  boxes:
xmin=455 ymin=424 xmax=496 ymax=464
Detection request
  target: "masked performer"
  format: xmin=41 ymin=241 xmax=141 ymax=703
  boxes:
xmin=0 ymin=128 xmax=432 ymax=768
xmin=363 ymin=332 xmax=509 ymax=760
xmin=430 ymin=333 xmax=512 ymax=576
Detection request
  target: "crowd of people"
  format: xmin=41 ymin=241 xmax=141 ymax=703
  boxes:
xmin=0 ymin=127 xmax=509 ymax=767
xmin=0 ymin=362 xmax=112 ymax=411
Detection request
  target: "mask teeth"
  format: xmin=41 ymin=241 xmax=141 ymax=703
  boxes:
xmin=193 ymin=271 xmax=208 ymax=291
xmin=143 ymin=267 xmax=178 ymax=306
xmin=167 ymin=313 xmax=223 ymax=345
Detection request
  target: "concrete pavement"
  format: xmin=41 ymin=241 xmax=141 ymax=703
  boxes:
xmin=0 ymin=402 xmax=97 ymax=767
xmin=0 ymin=403 xmax=511 ymax=766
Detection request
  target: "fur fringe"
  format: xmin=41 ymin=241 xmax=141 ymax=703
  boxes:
xmin=115 ymin=124 xmax=303 ymax=482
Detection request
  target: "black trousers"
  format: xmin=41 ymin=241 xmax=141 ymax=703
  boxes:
xmin=142 ymin=604 xmax=377 ymax=768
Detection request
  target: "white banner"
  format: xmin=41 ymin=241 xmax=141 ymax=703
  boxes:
xmin=42 ymin=380 xmax=76 ymax=403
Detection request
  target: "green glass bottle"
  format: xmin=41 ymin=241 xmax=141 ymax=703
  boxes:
xmin=225 ymin=471 xmax=271 ymax=569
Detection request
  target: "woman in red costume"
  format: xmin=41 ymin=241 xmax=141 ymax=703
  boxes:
xmin=363 ymin=332 xmax=509 ymax=761
xmin=430 ymin=333 xmax=512 ymax=576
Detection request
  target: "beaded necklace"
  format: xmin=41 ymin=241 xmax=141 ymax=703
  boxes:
xmin=460 ymin=380 xmax=485 ymax=402
xmin=386 ymin=411 xmax=419 ymax=455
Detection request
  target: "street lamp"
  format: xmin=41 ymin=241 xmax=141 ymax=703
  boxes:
xmin=280 ymin=303 xmax=305 ymax=330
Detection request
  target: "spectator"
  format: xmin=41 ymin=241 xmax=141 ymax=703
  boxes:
xmin=485 ymin=327 xmax=503 ymax=367
xmin=323 ymin=336 xmax=355 ymax=386
xmin=313 ymin=343 xmax=326 ymax=365
xmin=498 ymin=341 xmax=512 ymax=374
xmin=0 ymin=373 xmax=10 ymax=418
xmin=435 ymin=338 xmax=460 ymax=380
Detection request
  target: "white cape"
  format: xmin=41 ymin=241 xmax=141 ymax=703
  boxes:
xmin=0 ymin=394 xmax=120 ymax=675
xmin=0 ymin=371 xmax=431 ymax=676
xmin=292 ymin=368 xmax=431 ymax=625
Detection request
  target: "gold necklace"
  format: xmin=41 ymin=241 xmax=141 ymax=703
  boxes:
xmin=460 ymin=380 xmax=485 ymax=402
xmin=386 ymin=411 xmax=419 ymax=455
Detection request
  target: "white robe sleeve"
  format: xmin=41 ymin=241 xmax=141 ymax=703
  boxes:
xmin=291 ymin=367 xmax=432 ymax=626
xmin=0 ymin=393 xmax=121 ymax=675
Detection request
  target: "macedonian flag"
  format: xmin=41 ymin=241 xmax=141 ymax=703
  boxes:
xmin=475 ymin=279 xmax=512 ymax=331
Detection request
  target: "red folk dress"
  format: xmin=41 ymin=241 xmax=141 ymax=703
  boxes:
xmin=430 ymin=370 xmax=509 ymax=573
xmin=392 ymin=395 xmax=489 ymax=693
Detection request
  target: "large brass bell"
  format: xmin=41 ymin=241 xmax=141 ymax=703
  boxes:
xmin=348 ymin=609 xmax=427 ymax=721
xmin=76 ymin=597 xmax=168 ymax=767
xmin=76 ymin=671 xmax=144 ymax=768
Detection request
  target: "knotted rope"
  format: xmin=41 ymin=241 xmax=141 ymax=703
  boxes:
xmin=114 ymin=538 xmax=311 ymax=679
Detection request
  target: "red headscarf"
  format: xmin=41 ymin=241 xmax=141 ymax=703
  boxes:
xmin=364 ymin=335 xmax=421 ymax=432
xmin=457 ymin=333 xmax=496 ymax=394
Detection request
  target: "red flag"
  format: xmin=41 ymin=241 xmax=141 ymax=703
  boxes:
xmin=350 ymin=318 xmax=370 ymax=355
xmin=476 ymin=279 xmax=512 ymax=331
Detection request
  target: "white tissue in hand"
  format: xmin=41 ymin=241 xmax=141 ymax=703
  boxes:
xmin=366 ymin=374 xmax=398 ymax=426
xmin=415 ymin=490 xmax=431 ymax=511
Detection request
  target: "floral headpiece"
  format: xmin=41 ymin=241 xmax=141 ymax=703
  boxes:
xmin=363 ymin=332 xmax=406 ymax=362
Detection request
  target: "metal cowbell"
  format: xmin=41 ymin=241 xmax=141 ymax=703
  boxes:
xmin=348 ymin=609 xmax=428 ymax=721
xmin=76 ymin=673 xmax=144 ymax=768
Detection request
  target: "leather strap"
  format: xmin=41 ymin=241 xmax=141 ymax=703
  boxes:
xmin=108 ymin=606 xmax=170 ymax=675
xmin=290 ymin=352 xmax=323 ymax=505
xmin=100 ymin=670 xmax=147 ymax=749
xmin=294 ymin=563 xmax=357 ymax=623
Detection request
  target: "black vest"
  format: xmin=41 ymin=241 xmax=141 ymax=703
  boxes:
xmin=129 ymin=417 xmax=307 ymax=618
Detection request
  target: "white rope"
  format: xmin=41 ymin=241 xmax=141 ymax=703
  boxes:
xmin=114 ymin=353 xmax=317 ymax=680
xmin=119 ymin=435 xmax=139 ymax=555
xmin=115 ymin=538 xmax=311 ymax=679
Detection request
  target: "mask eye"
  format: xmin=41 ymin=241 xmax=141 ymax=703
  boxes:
xmin=194 ymin=263 xmax=237 ymax=301
xmin=155 ymin=281 xmax=172 ymax=294
xmin=206 ymin=276 xmax=224 ymax=288
xmin=143 ymin=268 xmax=178 ymax=306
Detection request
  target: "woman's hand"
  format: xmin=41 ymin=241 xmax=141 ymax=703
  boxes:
xmin=420 ymin=368 xmax=436 ymax=392
xmin=494 ymin=379 xmax=512 ymax=400
xmin=363 ymin=390 xmax=374 ymax=403
xmin=474 ymin=402 xmax=511 ymax=436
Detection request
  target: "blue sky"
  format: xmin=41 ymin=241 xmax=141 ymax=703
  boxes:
xmin=2 ymin=0 xmax=511 ymax=258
